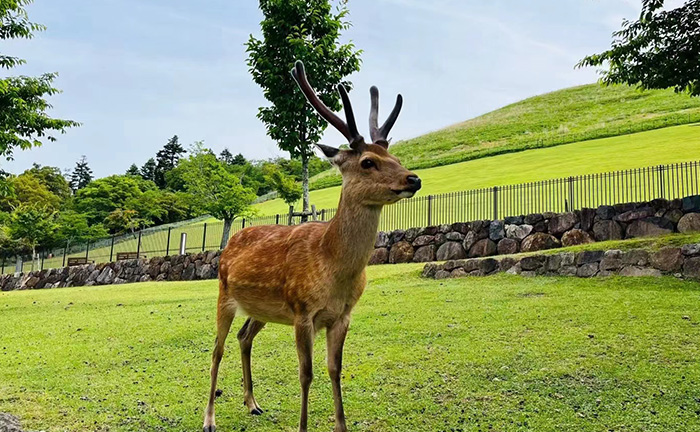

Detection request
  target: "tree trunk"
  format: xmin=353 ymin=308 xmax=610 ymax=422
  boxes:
xmin=301 ymin=153 xmax=310 ymax=222
xmin=220 ymin=217 xmax=233 ymax=250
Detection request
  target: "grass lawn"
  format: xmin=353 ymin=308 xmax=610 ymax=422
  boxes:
xmin=2 ymin=265 xmax=700 ymax=431
xmin=256 ymin=123 xmax=700 ymax=215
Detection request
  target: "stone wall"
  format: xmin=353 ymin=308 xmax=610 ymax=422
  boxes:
xmin=422 ymin=243 xmax=700 ymax=280
xmin=370 ymin=195 xmax=700 ymax=265
xmin=0 ymin=250 xmax=221 ymax=291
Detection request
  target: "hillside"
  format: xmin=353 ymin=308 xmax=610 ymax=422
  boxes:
xmin=309 ymin=83 xmax=700 ymax=190
xmin=255 ymin=123 xmax=700 ymax=214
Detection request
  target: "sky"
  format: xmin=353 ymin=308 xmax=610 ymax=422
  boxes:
xmin=1 ymin=0 xmax=677 ymax=177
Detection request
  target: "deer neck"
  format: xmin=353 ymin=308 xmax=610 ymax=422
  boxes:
xmin=322 ymin=191 xmax=382 ymax=277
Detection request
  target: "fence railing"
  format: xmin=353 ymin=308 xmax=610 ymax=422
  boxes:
xmin=3 ymin=160 xmax=700 ymax=275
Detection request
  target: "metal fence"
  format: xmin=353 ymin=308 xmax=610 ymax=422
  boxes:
xmin=3 ymin=160 xmax=700 ymax=275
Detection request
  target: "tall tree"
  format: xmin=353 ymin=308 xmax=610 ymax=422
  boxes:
xmin=155 ymin=135 xmax=185 ymax=188
xmin=125 ymin=164 xmax=140 ymax=176
xmin=232 ymin=153 xmax=247 ymax=166
xmin=6 ymin=204 xmax=57 ymax=268
xmin=219 ymin=148 xmax=235 ymax=165
xmin=578 ymin=0 xmax=700 ymax=96
xmin=69 ymin=155 xmax=93 ymax=192
xmin=25 ymin=163 xmax=71 ymax=200
xmin=0 ymin=0 xmax=79 ymax=160
xmin=246 ymin=0 xmax=361 ymax=216
xmin=140 ymin=158 xmax=157 ymax=181
xmin=178 ymin=142 xmax=256 ymax=249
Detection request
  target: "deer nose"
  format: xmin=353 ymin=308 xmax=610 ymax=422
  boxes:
xmin=406 ymin=175 xmax=422 ymax=192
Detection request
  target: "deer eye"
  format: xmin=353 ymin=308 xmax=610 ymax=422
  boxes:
xmin=360 ymin=159 xmax=376 ymax=169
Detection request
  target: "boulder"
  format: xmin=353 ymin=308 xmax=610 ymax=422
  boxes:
xmin=445 ymin=232 xmax=465 ymax=242
xmin=614 ymin=207 xmax=655 ymax=223
xmin=412 ymin=235 xmax=435 ymax=247
xmin=413 ymin=245 xmax=436 ymax=263
xmin=549 ymin=212 xmax=578 ymax=235
xmin=545 ymin=254 xmax=562 ymax=272
xmin=497 ymin=238 xmax=519 ymax=255
xmin=663 ymin=209 xmax=684 ymax=224
xmin=592 ymin=220 xmax=624 ymax=241
xmin=649 ymin=247 xmax=683 ymax=272
xmin=499 ymin=257 xmax=518 ymax=272
xmin=404 ymin=228 xmax=421 ymax=243
xmin=439 ymin=224 xmax=452 ymax=234
xmin=596 ymin=205 xmax=616 ymax=220
xmin=0 ymin=413 xmax=22 ymax=432
xmin=421 ymin=263 xmax=439 ymax=278
xmin=520 ymin=233 xmax=560 ymax=253
xmin=600 ymin=250 xmax=623 ymax=271
xmin=451 ymin=222 xmax=470 ymax=234
xmin=561 ymin=229 xmax=594 ymax=247
xmin=389 ymin=242 xmax=414 ymax=264
xmin=532 ymin=220 xmax=548 ymax=233
xmin=96 ymin=267 xmax=115 ymax=285
xmin=420 ymin=226 xmax=439 ymax=236
xmin=504 ymin=216 xmax=523 ymax=225
xmin=678 ymin=213 xmax=700 ymax=233
xmin=436 ymin=242 xmax=467 ymax=261
xmin=462 ymin=259 xmax=480 ymax=272
xmin=577 ymin=262 xmax=599 ymax=278
xmin=520 ymin=255 xmax=546 ymax=271
xmin=614 ymin=202 xmax=635 ymax=214
xmin=524 ymin=213 xmax=544 ymax=225
xmin=626 ymin=218 xmax=673 ymax=238
xmin=505 ymin=224 xmax=533 ymax=240
xmin=619 ymin=266 xmax=662 ymax=277
xmin=434 ymin=233 xmax=447 ymax=245
xmin=450 ymin=268 xmax=468 ymax=278
xmin=579 ymin=208 xmax=596 ymax=231
xmin=622 ymin=249 xmax=649 ymax=266
xmin=468 ymin=239 xmax=497 ymax=258
xmin=462 ymin=231 xmax=479 ymax=251
xmin=489 ymin=221 xmax=505 ymax=241
xmin=182 ymin=263 xmax=196 ymax=280
xmin=375 ymin=231 xmax=390 ymax=248
xmin=390 ymin=229 xmax=406 ymax=244
xmin=576 ymin=250 xmax=604 ymax=265
xmin=681 ymin=195 xmax=700 ymax=212
xmin=434 ymin=270 xmax=452 ymax=279
xmin=681 ymin=243 xmax=700 ymax=257
xmin=682 ymin=256 xmax=700 ymax=279
xmin=479 ymin=258 xmax=499 ymax=275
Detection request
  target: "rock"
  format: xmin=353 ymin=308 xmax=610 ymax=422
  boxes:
xmin=577 ymin=262 xmax=599 ymax=278
xmin=439 ymin=224 xmax=452 ymax=234
xmin=443 ymin=259 xmax=466 ymax=271
xmin=497 ymin=238 xmax=519 ymax=255
xmin=0 ymin=413 xmax=22 ymax=432
xmin=559 ymin=266 xmax=577 ymax=276
xmin=504 ymin=216 xmax=523 ymax=225
xmin=480 ymin=258 xmax=499 ymax=275
xmin=96 ymin=267 xmax=115 ymax=285
xmin=404 ymin=228 xmax=421 ymax=243
xmin=422 ymin=263 xmax=439 ymax=278
xmin=592 ymin=220 xmax=624 ymax=241
xmin=682 ymin=257 xmax=700 ymax=278
xmin=614 ymin=207 xmax=655 ymax=223
xmin=470 ymin=220 xmax=490 ymax=238
xmin=681 ymin=243 xmax=700 ymax=256
xmin=389 ymin=241 xmax=414 ymax=264
xmin=468 ymin=239 xmax=497 ymax=258
xmin=369 ymin=248 xmax=389 ymax=265
xmin=412 ymin=235 xmax=435 ymax=247
xmin=650 ymin=247 xmax=683 ymax=272
xmin=549 ymin=212 xmax=578 ymax=235
xmin=580 ymin=208 xmax=596 ymax=231
xmin=445 ymin=232 xmax=465 ymax=242
xmin=434 ymin=233 xmax=447 ymax=245
xmin=614 ymin=202 xmax=636 ymax=214
xmin=436 ymin=242 xmax=467 ymax=261
xmin=506 ymin=224 xmax=533 ymax=240
xmin=390 ymin=229 xmax=406 ymax=244
xmin=183 ymin=263 xmax=196 ymax=280
xmin=451 ymin=222 xmax=470 ymax=234
xmin=681 ymin=195 xmax=700 ymax=212
xmin=420 ymin=226 xmax=439 ymax=236
xmin=622 ymin=249 xmax=649 ymax=266
xmin=462 ymin=259 xmax=480 ymax=272
xmin=663 ymin=209 xmax=684 ymax=224
xmin=545 ymin=254 xmax=562 ymax=272
xmin=560 ymin=252 xmax=575 ymax=266
xmin=561 ymin=229 xmax=594 ymax=247
xmin=413 ymin=245 xmax=436 ymax=263
xmin=626 ymin=218 xmax=673 ymax=238
xmin=600 ymin=250 xmax=623 ymax=271
xmin=499 ymin=257 xmax=518 ymax=272
xmin=543 ymin=211 xmax=557 ymax=220
xmin=532 ymin=221 xmax=547 ymax=233
xmin=139 ymin=274 xmax=151 ymax=282
xmin=489 ymin=221 xmax=505 ymax=241
xmin=374 ymin=231 xmax=390 ymax=248
xmin=596 ymin=205 xmax=616 ymax=220
xmin=678 ymin=213 xmax=700 ymax=233
xmin=576 ymin=250 xmax=604 ymax=265
xmin=619 ymin=266 xmax=662 ymax=277
xmin=524 ymin=213 xmax=544 ymax=225
xmin=521 ymin=233 xmax=560 ymax=253
xmin=450 ymin=268 xmax=468 ymax=278
xmin=434 ymin=270 xmax=452 ymax=280
xmin=520 ymin=255 xmax=546 ymax=271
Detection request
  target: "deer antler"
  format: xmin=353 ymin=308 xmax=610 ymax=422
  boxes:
xmin=369 ymin=86 xmax=403 ymax=148
xmin=291 ymin=60 xmax=365 ymax=149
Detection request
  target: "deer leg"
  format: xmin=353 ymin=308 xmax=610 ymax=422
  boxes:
xmin=295 ymin=318 xmax=315 ymax=432
xmin=327 ymin=317 xmax=350 ymax=432
xmin=237 ymin=317 xmax=267 ymax=415
xmin=203 ymin=299 xmax=236 ymax=432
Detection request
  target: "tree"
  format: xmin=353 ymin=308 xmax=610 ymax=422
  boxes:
xmin=155 ymin=135 xmax=186 ymax=188
xmin=72 ymin=174 xmax=155 ymax=225
xmin=219 ymin=148 xmax=235 ymax=165
xmin=578 ymin=0 xmax=700 ymax=96
xmin=69 ymin=155 xmax=93 ymax=192
xmin=6 ymin=204 xmax=57 ymax=268
xmin=3 ymin=173 xmax=61 ymax=211
xmin=265 ymin=167 xmax=302 ymax=206
xmin=25 ymin=163 xmax=71 ymax=200
xmin=55 ymin=210 xmax=107 ymax=245
xmin=246 ymin=0 xmax=361 ymax=216
xmin=140 ymin=158 xmax=157 ymax=182
xmin=0 ymin=0 xmax=79 ymax=159
xmin=179 ymin=142 xmax=256 ymax=249
xmin=232 ymin=153 xmax=247 ymax=166
xmin=125 ymin=164 xmax=140 ymax=176
xmin=104 ymin=209 xmax=146 ymax=236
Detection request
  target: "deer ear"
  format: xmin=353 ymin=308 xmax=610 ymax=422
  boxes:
xmin=315 ymin=144 xmax=341 ymax=161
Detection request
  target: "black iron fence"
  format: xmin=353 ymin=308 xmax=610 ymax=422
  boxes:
xmin=3 ymin=160 xmax=700 ymax=275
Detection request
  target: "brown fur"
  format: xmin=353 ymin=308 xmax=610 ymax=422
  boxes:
xmin=202 ymin=144 xmax=419 ymax=432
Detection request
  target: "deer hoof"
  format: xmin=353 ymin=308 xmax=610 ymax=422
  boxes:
xmin=251 ymin=407 xmax=264 ymax=415
xmin=203 ymin=426 xmax=216 ymax=432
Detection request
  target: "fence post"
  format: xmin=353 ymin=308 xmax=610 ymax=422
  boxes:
xmin=493 ymin=186 xmax=499 ymax=220
xmin=202 ymin=223 xmax=207 ymax=252
xmin=1 ymin=257 xmax=4 ymax=275
xmin=40 ymin=251 xmax=44 ymax=271
xmin=109 ymin=236 xmax=115 ymax=262
xmin=62 ymin=241 xmax=68 ymax=267
xmin=311 ymin=205 xmax=317 ymax=221
xmin=427 ymin=195 xmax=433 ymax=226
xmin=166 ymin=227 xmax=172 ymax=256
xmin=179 ymin=233 xmax=187 ymax=255
xmin=136 ymin=231 xmax=142 ymax=257
xmin=85 ymin=240 xmax=90 ymax=261
xmin=276 ymin=214 xmax=280 ymax=225
xmin=242 ymin=218 xmax=246 ymax=229
xmin=568 ymin=176 xmax=574 ymax=212
xmin=288 ymin=205 xmax=294 ymax=225
xmin=658 ymin=165 xmax=665 ymax=199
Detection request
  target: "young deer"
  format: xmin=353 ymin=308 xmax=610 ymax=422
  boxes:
xmin=203 ymin=61 xmax=421 ymax=432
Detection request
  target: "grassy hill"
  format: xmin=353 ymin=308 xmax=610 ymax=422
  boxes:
xmin=255 ymin=123 xmax=700 ymax=214
xmin=309 ymin=83 xmax=700 ymax=190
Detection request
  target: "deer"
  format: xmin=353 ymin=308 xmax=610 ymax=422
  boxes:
xmin=203 ymin=60 xmax=421 ymax=432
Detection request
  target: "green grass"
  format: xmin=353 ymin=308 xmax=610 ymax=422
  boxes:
xmin=2 ymin=266 xmax=700 ymax=431
xmin=308 ymin=83 xmax=700 ymax=190
xmin=256 ymin=123 xmax=700 ymax=215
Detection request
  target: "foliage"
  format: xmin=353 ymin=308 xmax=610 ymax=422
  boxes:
xmin=72 ymin=175 xmax=155 ymax=226
xmin=125 ymin=164 xmax=140 ymax=177
xmin=25 ymin=163 xmax=71 ymax=199
xmin=6 ymin=204 xmax=57 ymax=255
xmin=103 ymin=209 xmax=146 ymax=235
xmin=264 ymin=166 xmax=302 ymax=206
xmin=218 ymin=148 xmax=235 ymax=165
xmin=154 ymin=135 xmax=186 ymax=189
xmin=578 ymin=0 xmax=700 ymax=96
xmin=140 ymin=158 xmax=156 ymax=182
xmin=0 ymin=0 xmax=79 ymax=159
xmin=246 ymin=0 xmax=361 ymax=211
xmin=69 ymin=155 xmax=93 ymax=192
xmin=2 ymin=173 xmax=61 ymax=211
xmin=55 ymin=210 xmax=107 ymax=244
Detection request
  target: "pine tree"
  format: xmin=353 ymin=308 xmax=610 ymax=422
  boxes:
xmin=219 ymin=148 xmax=234 ymax=165
xmin=232 ymin=153 xmax=247 ymax=166
xmin=140 ymin=158 xmax=156 ymax=181
xmin=69 ymin=155 xmax=93 ymax=192
xmin=125 ymin=164 xmax=140 ymax=176
xmin=154 ymin=135 xmax=185 ymax=188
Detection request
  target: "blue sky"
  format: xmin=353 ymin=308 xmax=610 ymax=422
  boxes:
xmin=1 ymin=0 xmax=669 ymax=177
